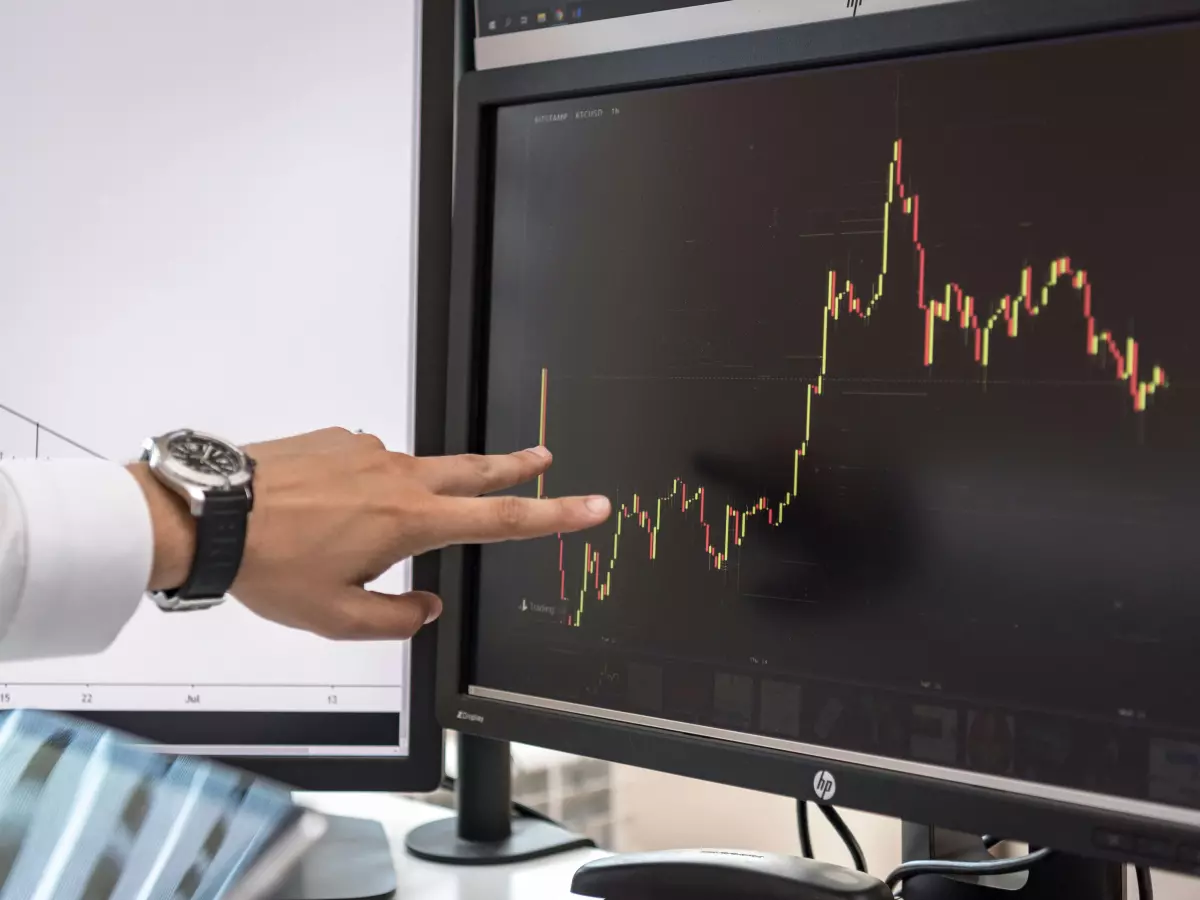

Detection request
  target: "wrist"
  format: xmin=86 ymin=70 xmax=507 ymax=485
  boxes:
xmin=127 ymin=462 xmax=195 ymax=591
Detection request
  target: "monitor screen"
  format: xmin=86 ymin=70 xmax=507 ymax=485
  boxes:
xmin=473 ymin=0 xmax=970 ymax=69
xmin=0 ymin=0 xmax=427 ymax=768
xmin=473 ymin=19 xmax=1200 ymax=819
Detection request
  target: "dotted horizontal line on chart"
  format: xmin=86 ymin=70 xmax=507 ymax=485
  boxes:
xmin=571 ymin=375 xmax=1196 ymax=388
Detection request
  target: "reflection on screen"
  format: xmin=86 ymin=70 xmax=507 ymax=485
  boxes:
xmin=0 ymin=711 xmax=295 ymax=900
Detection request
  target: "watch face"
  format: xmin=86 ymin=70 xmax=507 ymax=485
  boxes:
xmin=167 ymin=433 xmax=244 ymax=477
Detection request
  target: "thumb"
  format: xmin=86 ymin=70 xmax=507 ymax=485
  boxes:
xmin=331 ymin=588 xmax=442 ymax=640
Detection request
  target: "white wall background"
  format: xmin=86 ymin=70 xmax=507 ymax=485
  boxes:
xmin=0 ymin=0 xmax=419 ymax=456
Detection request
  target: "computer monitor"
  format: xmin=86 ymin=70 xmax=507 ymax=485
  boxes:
xmin=0 ymin=0 xmax=454 ymax=794
xmin=471 ymin=0 xmax=970 ymax=69
xmin=437 ymin=0 xmax=1200 ymax=878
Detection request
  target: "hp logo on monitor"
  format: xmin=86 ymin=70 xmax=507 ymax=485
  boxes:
xmin=813 ymin=770 xmax=837 ymax=801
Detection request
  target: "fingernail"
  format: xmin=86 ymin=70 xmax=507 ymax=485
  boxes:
xmin=525 ymin=445 xmax=551 ymax=459
xmin=584 ymin=495 xmax=611 ymax=516
xmin=424 ymin=598 xmax=443 ymax=624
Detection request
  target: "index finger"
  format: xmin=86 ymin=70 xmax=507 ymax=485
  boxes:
xmin=416 ymin=447 xmax=552 ymax=497
xmin=431 ymin=493 xmax=612 ymax=545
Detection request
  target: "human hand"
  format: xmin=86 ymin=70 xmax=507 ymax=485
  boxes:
xmin=129 ymin=428 xmax=610 ymax=640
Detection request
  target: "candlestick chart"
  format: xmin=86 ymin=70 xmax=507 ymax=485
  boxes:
xmin=471 ymin=19 xmax=1200 ymax=804
xmin=535 ymin=137 xmax=1171 ymax=630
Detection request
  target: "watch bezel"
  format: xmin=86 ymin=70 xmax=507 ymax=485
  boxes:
xmin=142 ymin=429 xmax=253 ymax=515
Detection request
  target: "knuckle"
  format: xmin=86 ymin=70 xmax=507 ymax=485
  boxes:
xmin=314 ymin=427 xmax=361 ymax=449
xmin=495 ymin=495 xmax=526 ymax=529
xmin=354 ymin=431 xmax=387 ymax=452
xmin=469 ymin=454 xmax=496 ymax=481
xmin=387 ymin=452 xmax=419 ymax=478
xmin=391 ymin=610 xmax=423 ymax=639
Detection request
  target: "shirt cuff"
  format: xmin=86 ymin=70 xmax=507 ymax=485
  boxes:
xmin=0 ymin=459 xmax=153 ymax=660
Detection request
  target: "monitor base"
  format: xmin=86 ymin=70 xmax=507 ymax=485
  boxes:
xmin=404 ymin=734 xmax=594 ymax=866
xmin=406 ymin=815 xmax=595 ymax=865
xmin=270 ymin=814 xmax=397 ymax=900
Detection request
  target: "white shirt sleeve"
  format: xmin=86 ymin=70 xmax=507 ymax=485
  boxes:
xmin=0 ymin=459 xmax=153 ymax=661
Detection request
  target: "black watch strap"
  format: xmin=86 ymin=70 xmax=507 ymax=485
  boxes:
xmin=168 ymin=488 xmax=252 ymax=601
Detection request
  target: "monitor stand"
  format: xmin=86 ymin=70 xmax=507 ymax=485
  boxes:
xmin=405 ymin=734 xmax=595 ymax=865
xmin=270 ymin=814 xmax=396 ymax=900
xmin=898 ymin=824 xmax=1126 ymax=900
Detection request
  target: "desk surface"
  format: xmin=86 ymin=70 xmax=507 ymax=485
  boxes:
xmin=295 ymin=792 xmax=609 ymax=900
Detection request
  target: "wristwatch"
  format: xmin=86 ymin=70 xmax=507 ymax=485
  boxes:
xmin=141 ymin=429 xmax=255 ymax=611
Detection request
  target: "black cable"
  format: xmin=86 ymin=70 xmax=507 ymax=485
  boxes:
xmin=818 ymin=805 xmax=868 ymax=873
xmin=1136 ymin=866 xmax=1154 ymax=900
xmin=885 ymin=847 xmax=1054 ymax=890
xmin=796 ymin=799 xmax=815 ymax=859
xmin=512 ymin=799 xmax=558 ymax=823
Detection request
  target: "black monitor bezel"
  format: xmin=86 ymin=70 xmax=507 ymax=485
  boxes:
xmin=438 ymin=0 xmax=1200 ymax=872
xmin=106 ymin=0 xmax=454 ymax=792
